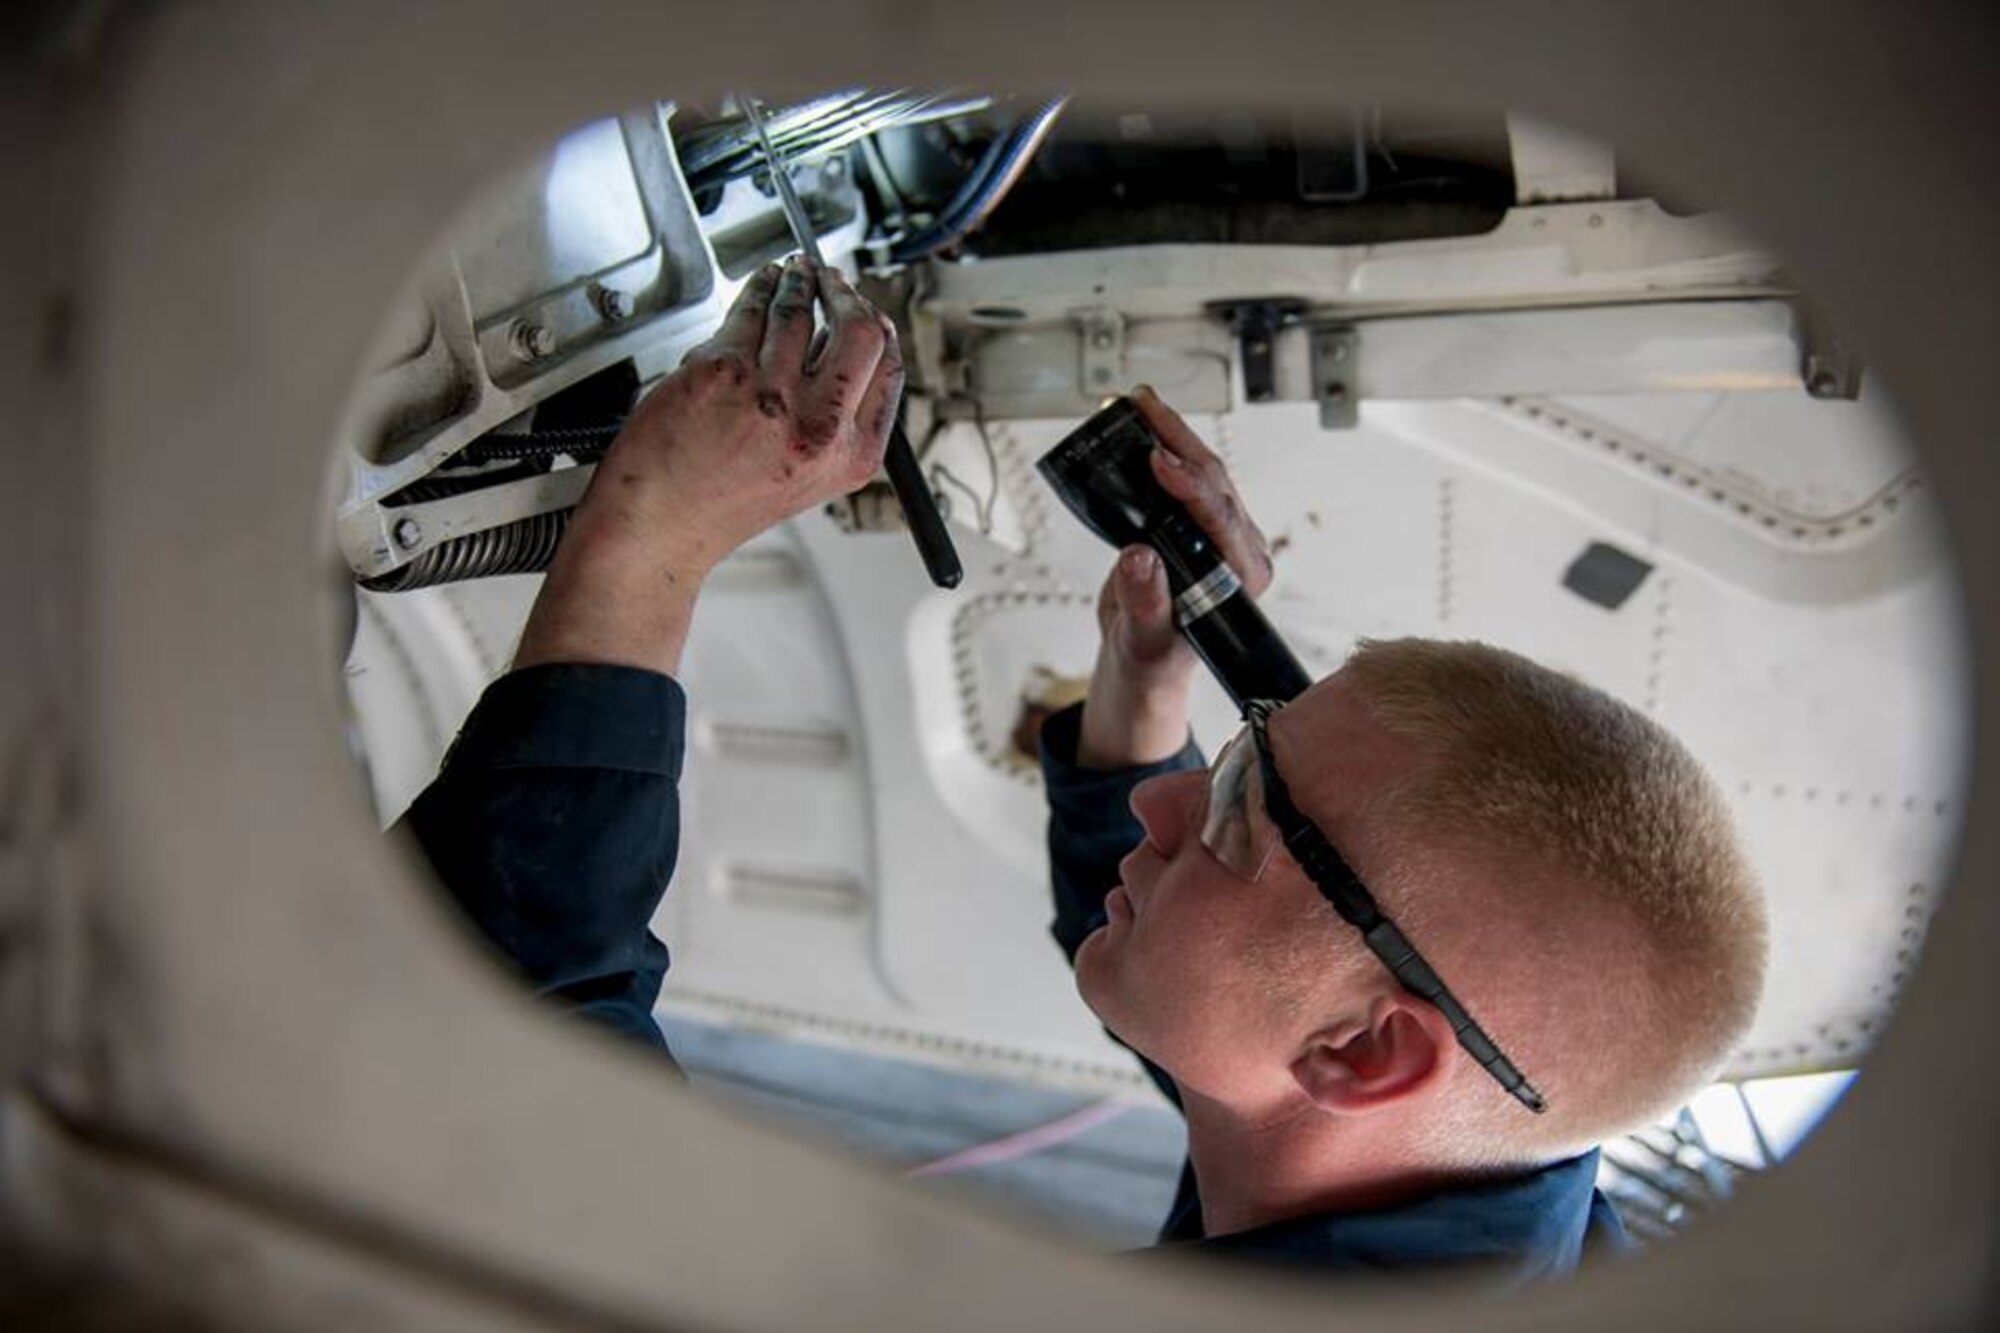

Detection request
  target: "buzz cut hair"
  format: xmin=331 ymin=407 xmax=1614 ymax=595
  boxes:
xmin=1338 ymin=637 xmax=1769 ymax=1161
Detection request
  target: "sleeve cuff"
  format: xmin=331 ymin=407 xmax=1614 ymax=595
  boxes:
xmin=1038 ymin=702 xmax=1204 ymax=821
xmin=446 ymin=663 xmax=687 ymax=780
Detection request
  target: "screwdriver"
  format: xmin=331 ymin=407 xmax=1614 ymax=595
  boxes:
xmin=740 ymin=94 xmax=965 ymax=590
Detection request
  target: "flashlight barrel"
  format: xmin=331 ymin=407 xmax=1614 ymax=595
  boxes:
xmin=1148 ymin=511 xmax=1311 ymax=706
xmin=1038 ymin=397 xmax=1314 ymax=709
xmin=1180 ymin=594 xmax=1313 ymax=707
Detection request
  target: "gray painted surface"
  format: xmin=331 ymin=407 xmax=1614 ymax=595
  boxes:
xmin=660 ymin=1017 xmax=1187 ymax=1250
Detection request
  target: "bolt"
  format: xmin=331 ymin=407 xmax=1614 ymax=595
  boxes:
xmin=1090 ymin=329 xmax=1115 ymax=350
xmin=590 ymin=283 xmax=631 ymax=322
xmin=1323 ymin=381 xmax=1348 ymax=402
xmin=822 ymin=155 xmax=846 ymax=182
xmin=510 ymin=320 xmax=555 ymax=362
xmin=1092 ymin=367 xmax=1113 ymax=384
xmin=1328 ymin=341 xmax=1350 ymax=363
xmin=1587 ymin=213 xmax=1604 ymax=229
xmin=393 ymin=517 xmax=422 ymax=550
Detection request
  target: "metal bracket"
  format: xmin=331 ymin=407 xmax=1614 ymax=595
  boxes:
xmin=1077 ymin=307 xmax=1126 ymax=396
xmin=1797 ymin=306 xmax=1864 ymax=400
xmin=338 ymin=464 xmax=595 ymax=579
xmin=1206 ymin=298 xmax=1308 ymax=403
xmin=1308 ymin=325 xmax=1361 ymax=428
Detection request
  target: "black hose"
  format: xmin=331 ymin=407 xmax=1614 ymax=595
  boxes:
xmin=455 ymin=426 xmax=622 ymax=465
xmin=888 ymin=98 xmax=1068 ymax=263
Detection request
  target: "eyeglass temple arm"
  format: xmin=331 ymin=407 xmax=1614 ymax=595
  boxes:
xmin=1362 ymin=919 xmax=1549 ymax=1115
xmin=1246 ymin=700 xmax=1547 ymax=1116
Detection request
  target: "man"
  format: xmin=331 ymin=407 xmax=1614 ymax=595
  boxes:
xmin=1036 ymin=396 xmax=1767 ymax=1279
xmin=408 ymin=254 xmax=1768 ymax=1282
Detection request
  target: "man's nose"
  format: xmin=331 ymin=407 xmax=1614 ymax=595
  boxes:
xmin=1130 ymin=769 xmax=1205 ymax=855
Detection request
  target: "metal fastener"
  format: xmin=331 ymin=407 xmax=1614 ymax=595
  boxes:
xmin=510 ymin=320 xmax=555 ymax=362
xmin=589 ymin=283 xmax=631 ymax=322
xmin=1090 ymin=329 xmax=1115 ymax=350
xmin=393 ymin=517 xmax=423 ymax=550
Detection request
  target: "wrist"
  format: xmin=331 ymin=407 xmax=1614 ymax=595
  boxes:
xmin=513 ymin=510 xmax=707 ymax=676
xmin=1077 ymin=651 xmax=1196 ymax=770
xmin=566 ymin=453 xmax=725 ymax=585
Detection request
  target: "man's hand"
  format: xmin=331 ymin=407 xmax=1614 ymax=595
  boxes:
xmin=1076 ymin=386 xmax=1274 ymax=769
xmin=515 ymin=256 xmax=904 ymax=675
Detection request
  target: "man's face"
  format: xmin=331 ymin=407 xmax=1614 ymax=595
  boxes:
xmin=1073 ymin=677 xmax=1408 ymax=1098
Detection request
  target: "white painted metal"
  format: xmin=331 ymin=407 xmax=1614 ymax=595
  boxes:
xmin=339 ymin=465 xmax=594 ymax=579
xmin=916 ymin=202 xmax=1777 ymax=337
xmin=957 ymin=299 xmax=1809 ymax=422
xmin=1505 ymin=112 xmax=1619 ymax=204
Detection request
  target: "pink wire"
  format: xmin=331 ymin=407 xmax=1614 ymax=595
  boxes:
xmin=903 ymin=1099 xmax=1131 ymax=1179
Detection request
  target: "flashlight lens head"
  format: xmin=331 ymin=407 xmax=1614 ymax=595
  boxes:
xmin=1035 ymin=397 xmax=1164 ymax=549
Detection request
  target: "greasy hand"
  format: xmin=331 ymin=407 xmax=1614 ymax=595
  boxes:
xmin=572 ymin=255 xmax=904 ymax=578
xmin=513 ymin=256 xmax=901 ymax=677
xmin=1094 ymin=385 xmax=1275 ymax=685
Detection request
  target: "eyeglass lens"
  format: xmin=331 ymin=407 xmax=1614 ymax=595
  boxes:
xmin=1199 ymin=726 xmax=1281 ymax=881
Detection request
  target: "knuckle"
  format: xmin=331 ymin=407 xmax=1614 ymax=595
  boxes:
xmin=840 ymin=311 xmax=886 ymax=348
xmin=770 ymin=296 xmax=813 ymax=324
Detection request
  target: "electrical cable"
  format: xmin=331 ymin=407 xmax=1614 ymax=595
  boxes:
xmin=902 ymin=1099 xmax=1130 ymax=1179
xmin=681 ymin=91 xmax=994 ymax=191
xmin=888 ymin=97 xmax=1069 ymax=263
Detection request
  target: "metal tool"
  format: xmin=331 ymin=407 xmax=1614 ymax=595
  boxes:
xmin=741 ymin=94 xmax=964 ymax=590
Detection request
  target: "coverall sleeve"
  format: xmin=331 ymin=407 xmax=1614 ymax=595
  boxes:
xmin=400 ymin=663 xmax=687 ymax=1060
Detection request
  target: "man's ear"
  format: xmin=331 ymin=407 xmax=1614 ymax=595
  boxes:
xmin=1292 ymin=995 xmax=1456 ymax=1115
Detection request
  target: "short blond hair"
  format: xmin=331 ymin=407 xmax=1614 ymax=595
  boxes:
xmin=1337 ymin=638 xmax=1767 ymax=1161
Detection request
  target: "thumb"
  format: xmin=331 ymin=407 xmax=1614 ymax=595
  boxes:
xmin=1118 ymin=545 xmax=1174 ymax=633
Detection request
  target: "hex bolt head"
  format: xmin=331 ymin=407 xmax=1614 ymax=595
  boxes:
xmin=510 ymin=320 xmax=555 ymax=362
xmin=589 ymin=283 xmax=631 ymax=322
xmin=393 ymin=517 xmax=423 ymax=550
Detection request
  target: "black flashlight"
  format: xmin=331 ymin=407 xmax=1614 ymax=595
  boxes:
xmin=1036 ymin=396 xmax=1311 ymax=707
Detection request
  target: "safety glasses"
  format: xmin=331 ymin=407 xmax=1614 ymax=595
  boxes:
xmin=1197 ymin=699 xmax=1548 ymax=1115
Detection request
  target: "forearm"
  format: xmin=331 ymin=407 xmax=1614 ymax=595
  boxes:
xmin=1040 ymin=703 xmax=1203 ymax=963
xmin=512 ymin=479 xmax=708 ymax=676
xmin=1076 ymin=648 xmax=1195 ymax=770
